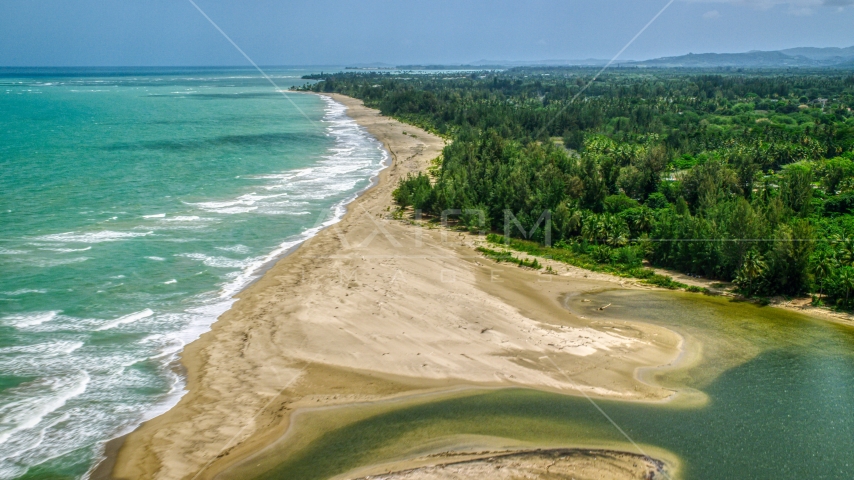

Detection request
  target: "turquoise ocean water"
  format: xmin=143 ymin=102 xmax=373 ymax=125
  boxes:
xmin=0 ymin=68 xmax=386 ymax=479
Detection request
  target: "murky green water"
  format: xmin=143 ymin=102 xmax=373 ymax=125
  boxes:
xmin=240 ymin=291 xmax=854 ymax=480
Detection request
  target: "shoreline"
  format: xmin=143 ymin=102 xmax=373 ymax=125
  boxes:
xmin=220 ymin=96 xmax=393 ymax=296
xmin=648 ymin=266 xmax=854 ymax=329
xmin=89 ymin=92 xmax=389 ymax=479
xmin=108 ymin=93 xmax=684 ymax=480
xmin=224 ymin=383 xmax=682 ymax=480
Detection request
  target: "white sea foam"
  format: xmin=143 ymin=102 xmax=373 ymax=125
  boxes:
xmin=80 ymin=98 xmax=393 ymax=458
xmin=0 ymin=411 xmax=71 ymax=478
xmin=211 ymin=98 xmax=388 ymax=299
xmin=177 ymin=253 xmax=254 ymax=269
xmin=34 ymin=231 xmax=152 ymax=244
xmin=248 ymin=168 xmax=312 ymax=182
xmin=215 ymin=244 xmax=250 ymax=254
xmin=0 ymin=372 xmax=90 ymax=448
xmin=143 ymin=214 xmax=166 ymax=219
xmin=0 ymin=94 xmax=389 ymax=479
xmin=2 ymin=311 xmax=60 ymax=328
xmin=262 ymin=210 xmax=311 ymax=216
xmin=1 ymin=289 xmax=47 ymax=296
xmin=164 ymin=279 xmax=177 ymax=285
xmin=0 ymin=248 xmax=29 ymax=255
xmin=29 ymin=257 xmax=90 ymax=268
xmin=37 ymin=246 xmax=92 ymax=253
xmin=182 ymin=96 xmax=387 ymax=226
xmin=0 ymin=341 xmax=83 ymax=356
xmin=187 ymin=196 xmax=263 ymax=214
xmin=146 ymin=256 xmax=166 ymax=261
xmin=95 ymin=309 xmax=154 ymax=331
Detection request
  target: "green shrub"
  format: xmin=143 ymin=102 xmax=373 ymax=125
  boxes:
xmin=590 ymin=245 xmax=612 ymax=263
xmin=461 ymin=205 xmax=491 ymax=233
xmin=604 ymin=194 xmax=640 ymax=214
xmin=824 ymin=192 xmax=854 ymax=215
xmin=645 ymin=192 xmax=669 ymax=210
xmin=476 ymin=247 xmax=515 ymax=263
xmin=646 ymin=274 xmax=685 ymax=289
xmin=671 ymin=154 xmax=699 ymax=171
xmin=393 ymin=173 xmax=433 ymax=210
xmin=628 ymin=267 xmax=656 ymax=279
xmin=612 ymin=246 xmax=643 ymax=268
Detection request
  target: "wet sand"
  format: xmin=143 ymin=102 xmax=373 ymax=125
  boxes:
xmin=109 ymin=94 xmax=683 ymax=480
xmin=347 ymin=448 xmax=667 ymax=480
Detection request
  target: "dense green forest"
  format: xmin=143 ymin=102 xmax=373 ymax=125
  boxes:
xmin=301 ymin=68 xmax=854 ymax=307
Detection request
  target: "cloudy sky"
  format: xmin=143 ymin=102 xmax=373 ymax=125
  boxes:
xmin=1 ymin=0 xmax=852 ymax=66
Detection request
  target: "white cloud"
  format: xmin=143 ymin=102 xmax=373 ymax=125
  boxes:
xmin=684 ymin=0 xmax=852 ymax=15
xmin=703 ymin=9 xmax=722 ymax=17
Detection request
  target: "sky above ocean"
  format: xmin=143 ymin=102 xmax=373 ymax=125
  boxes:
xmin=1 ymin=0 xmax=853 ymax=67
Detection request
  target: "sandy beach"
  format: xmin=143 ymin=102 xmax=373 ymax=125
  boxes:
xmin=109 ymin=93 xmax=683 ymax=480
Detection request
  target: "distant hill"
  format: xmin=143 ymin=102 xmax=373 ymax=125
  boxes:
xmin=385 ymin=46 xmax=854 ymax=71
xmin=631 ymin=46 xmax=854 ymax=68
xmin=779 ymin=46 xmax=854 ymax=60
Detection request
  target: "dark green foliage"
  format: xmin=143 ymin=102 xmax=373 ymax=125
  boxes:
xmin=817 ymin=157 xmax=854 ymax=194
xmin=612 ymin=245 xmax=644 ymax=268
xmin=672 ymin=154 xmax=700 ymax=171
xmin=604 ymin=194 xmax=639 ymax=214
xmin=780 ymin=163 xmax=813 ymax=216
xmin=393 ymin=173 xmax=433 ymax=210
xmin=304 ymin=68 xmax=854 ymax=305
xmin=645 ymin=192 xmax=668 ymax=209
xmin=563 ymin=129 xmax=584 ymax=151
xmin=824 ymin=192 xmax=854 ymax=214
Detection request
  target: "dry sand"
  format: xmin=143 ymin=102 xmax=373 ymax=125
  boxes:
xmin=110 ymin=93 xmax=683 ymax=480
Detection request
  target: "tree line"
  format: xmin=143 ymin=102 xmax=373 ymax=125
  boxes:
xmin=301 ymin=68 xmax=854 ymax=307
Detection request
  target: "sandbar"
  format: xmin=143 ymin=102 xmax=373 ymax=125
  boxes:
xmin=109 ymin=93 xmax=682 ymax=480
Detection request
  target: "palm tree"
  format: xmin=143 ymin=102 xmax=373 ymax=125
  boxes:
xmin=735 ymin=249 xmax=766 ymax=295
xmin=603 ymin=215 xmax=629 ymax=247
xmin=837 ymin=267 xmax=854 ymax=307
xmin=811 ymin=250 xmax=836 ymax=301
xmin=582 ymin=214 xmax=606 ymax=245
xmin=566 ymin=207 xmax=584 ymax=235
xmin=631 ymin=207 xmax=654 ymax=234
xmin=832 ymin=235 xmax=854 ymax=267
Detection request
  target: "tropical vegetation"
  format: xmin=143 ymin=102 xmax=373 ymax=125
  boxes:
xmin=301 ymin=68 xmax=854 ymax=307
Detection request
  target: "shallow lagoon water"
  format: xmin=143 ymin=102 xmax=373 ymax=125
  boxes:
xmin=244 ymin=291 xmax=854 ymax=480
